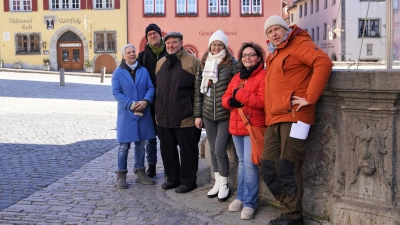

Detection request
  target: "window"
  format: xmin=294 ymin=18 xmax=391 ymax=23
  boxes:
xmin=332 ymin=0 xmax=336 ymax=5
xmin=304 ymin=2 xmax=307 ymax=16
xmin=332 ymin=19 xmax=337 ymax=39
xmin=208 ymin=0 xmax=229 ymax=16
xmin=311 ymin=0 xmax=314 ymax=14
xmin=241 ymin=0 xmax=262 ymax=16
xmin=312 ymin=28 xmax=315 ymax=41
xmin=11 ymin=0 xmax=32 ymax=11
xmin=395 ymin=0 xmax=398 ymax=11
xmin=51 ymin=0 xmax=80 ymax=9
xmin=15 ymin=33 xmax=41 ymax=54
xmin=144 ymin=0 xmax=165 ymax=15
xmin=94 ymin=0 xmax=114 ymax=9
xmin=359 ymin=19 xmax=380 ymax=37
xmin=324 ymin=0 xmax=327 ymax=8
xmin=317 ymin=27 xmax=320 ymax=41
xmin=323 ymin=23 xmax=327 ymax=40
xmin=299 ymin=5 xmax=303 ymax=18
xmin=291 ymin=13 xmax=293 ymax=22
xmin=316 ymin=0 xmax=319 ymax=12
xmin=367 ymin=44 xmax=373 ymax=55
xmin=176 ymin=0 xmax=197 ymax=15
xmin=94 ymin=31 xmax=116 ymax=53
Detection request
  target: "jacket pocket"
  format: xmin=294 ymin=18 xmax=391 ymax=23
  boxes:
xmin=270 ymin=91 xmax=292 ymax=115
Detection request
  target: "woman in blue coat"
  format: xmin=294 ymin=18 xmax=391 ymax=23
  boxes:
xmin=112 ymin=44 xmax=156 ymax=188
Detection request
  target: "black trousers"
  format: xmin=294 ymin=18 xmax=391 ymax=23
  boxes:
xmin=157 ymin=125 xmax=201 ymax=186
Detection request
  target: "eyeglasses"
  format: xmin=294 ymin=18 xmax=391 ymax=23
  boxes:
xmin=211 ymin=43 xmax=225 ymax=48
xmin=241 ymin=53 xmax=257 ymax=58
xmin=147 ymin=32 xmax=159 ymax=37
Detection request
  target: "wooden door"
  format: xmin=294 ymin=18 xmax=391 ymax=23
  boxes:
xmin=58 ymin=42 xmax=83 ymax=71
xmin=94 ymin=54 xmax=116 ymax=73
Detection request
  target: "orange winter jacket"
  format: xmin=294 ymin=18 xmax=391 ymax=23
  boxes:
xmin=222 ymin=63 xmax=265 ymax=136
xmin=265 ymin=25 xmax=332 ymax=126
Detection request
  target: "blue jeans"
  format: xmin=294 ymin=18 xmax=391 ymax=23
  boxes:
xmin=117 ymin=141 xmax=146 ymax=171
xmin=145 ymin=138 xmax=157 ymax=165
xmin=232 ymin=135 xmax=259 ymax=209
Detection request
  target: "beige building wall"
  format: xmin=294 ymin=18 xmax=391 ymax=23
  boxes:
xmin=128 ymin=1 xmax=283 ymax=59
xmin=0 ymin=1 xmax=127 ymax=73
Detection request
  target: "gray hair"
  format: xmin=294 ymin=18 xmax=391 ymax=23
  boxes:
xmin=121 ymin=44 xmax=135 ymax=57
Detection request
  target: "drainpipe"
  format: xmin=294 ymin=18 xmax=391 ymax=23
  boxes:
xmin=386 ymin=0 xmax=393 ymax=69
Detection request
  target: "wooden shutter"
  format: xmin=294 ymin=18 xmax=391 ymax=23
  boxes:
xmin=43 ymin=0 xmax=49 ymax=10
xmin=87 ymin=0 xmax=93 ymax=9
xmin=81 ymin=0 xmax=87 ymax=9
xmin=4 ymin=0 xmax=9 ymax=12
xmin=32 ymin=0 xmax=38 ymax=11
xmin=115 ymin=0 xmax=120 ymax=9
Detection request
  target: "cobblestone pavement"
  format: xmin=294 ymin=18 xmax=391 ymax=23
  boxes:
xmin=0 ymin=71 xmax=223 ymax=224
xmin=0 ymin=71 xmax=323 ymax=225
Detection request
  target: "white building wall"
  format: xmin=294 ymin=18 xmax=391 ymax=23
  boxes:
xmin=287 ymin=0 xmax=386 ymax=61
xmin=345 ymin=1 xmax=386 ymax=61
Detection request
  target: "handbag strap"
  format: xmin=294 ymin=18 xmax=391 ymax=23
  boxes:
xmin=236 ymin=79 xmax=252 ymax=129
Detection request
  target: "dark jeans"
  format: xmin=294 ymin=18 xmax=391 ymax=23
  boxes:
xmin=203 ymin=118 xmax=231 ymax=177
xmin=157 ymin=125 xmax=201 ymax=186
xmin=260 ymin=122 xmax=308 ymax=220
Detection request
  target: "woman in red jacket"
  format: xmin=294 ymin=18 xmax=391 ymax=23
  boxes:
xmin=222 ymin=42 xmax=265 ymax=220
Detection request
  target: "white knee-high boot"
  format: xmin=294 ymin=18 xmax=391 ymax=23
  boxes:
xmin=218 ymin=176 xmax=230 ymax=202
xmin=207 ymin=172 xmax=220 ymax=198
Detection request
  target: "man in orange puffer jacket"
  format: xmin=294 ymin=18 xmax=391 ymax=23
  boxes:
xmin=261 ymin=15 xmax=333 ymax=225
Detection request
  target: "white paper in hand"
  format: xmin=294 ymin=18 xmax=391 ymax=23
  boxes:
xmin=289 ymin=121 xmax=310 ymax=140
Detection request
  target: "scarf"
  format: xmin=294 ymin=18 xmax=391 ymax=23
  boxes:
xmin=240 ymin=61 xmax=261 ymax=80
xmin=149 ymin=40 xmax=165 ymax=57
xmin=267 ymin=28 xmax=292 ymax=54
xmin=119 ymin=59 xmax=139 ymax=82
xmin=200 ymin=50 xmax=226 ymax=94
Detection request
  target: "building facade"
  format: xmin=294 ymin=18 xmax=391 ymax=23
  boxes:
xmin=287 ymin=0 xmax=398 ymax=62
xmin=128 ymin=0 xmax=284 ymax=59
xmin=0 ymin=0 xmax=127 ymax=73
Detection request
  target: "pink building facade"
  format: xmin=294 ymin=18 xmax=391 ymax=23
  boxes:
xmin=128 ymin=1 xmax=284 ymax=59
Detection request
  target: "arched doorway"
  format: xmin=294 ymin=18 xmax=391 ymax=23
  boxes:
xmin=57 ymin=31 xmax=83 ymax=71
xmin=94 ymin=54 xmax=116 ymax=73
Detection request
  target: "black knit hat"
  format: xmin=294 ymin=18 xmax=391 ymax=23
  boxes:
xmin=145 ymin=23 xmax=162 ymax=40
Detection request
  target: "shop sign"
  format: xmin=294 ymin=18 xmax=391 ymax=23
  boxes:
xmin=9 ymin=18 xmax=33 ymax=30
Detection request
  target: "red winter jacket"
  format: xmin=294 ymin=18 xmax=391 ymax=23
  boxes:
xmin=222 ymin=63 xmax=266 ymax=136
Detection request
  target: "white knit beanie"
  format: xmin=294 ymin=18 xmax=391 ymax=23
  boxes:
xmin=208 ymin=30 xmax=228 ymax=49
xmin=264 ymin=15 xmax=289 ymax=34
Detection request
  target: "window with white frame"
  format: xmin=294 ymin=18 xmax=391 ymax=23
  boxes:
xmin=51 ymin=0 xmax=80 ymax=9
xmin=332 ymin=0 xmax=336 ymax=5
xmin=208 ymin=0 xmax=229 ymax=15
xmin=94 ymin=0 xmax=114 ymax=9
xmin=359 ymin=19 xmax=380 ymax=37
xmin=324 ymin=0 xmax=327 ymax=8
xmin=304 ymin=2 xmax=307 ymax=16
xmin=11 ymin=0 xmax=32 ymax=11
xmin=241 ymin=0 xmax=262 ymax=15
xmin=312 ymin=28 xmax=315 ymax=41
xmin=94 ymin=31 xmax=117 ymax=53
xmin=316 ymin=0 xmax=319 ymax=12
xmin=323 ymin=23 xmax=327 ymax=40
xmin=394 ymin=0 xmax=398 ymax=11
xmin=299 ymin=5 xmax=303 ymax=18
xmin=311 ymin=0 xmax=313 ymax=14
xmin=177 ymin=0 xmax=197 ymax=15
xmin=317 ymin=27 xmax=320 ymax=41
xmin=15 ymin=33 xmax=41 ymax=54
xmin=144 ymin=0 xmax=165 ymax=15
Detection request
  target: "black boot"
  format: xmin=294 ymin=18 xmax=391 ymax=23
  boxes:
xmin=146 ymin=164 xmax=156 ymax=178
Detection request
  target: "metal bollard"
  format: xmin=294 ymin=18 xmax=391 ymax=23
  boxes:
xmin=59 ymin=68 xmax=65 ymax=86
xmin=100 ymin=66 xmax=106 ymax=83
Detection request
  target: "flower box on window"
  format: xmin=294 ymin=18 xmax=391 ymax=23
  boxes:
xmin=145 ymin=12 xmax=165 ymax=17
xmin=220 ymin=12 xmax=230 ymax=16
xmin=208 ymin=12 xmax=219 ymax=17
xmin=176 ymin=12 xmax=187 ymax=17
xmin=188 ymin=12 xmax=198 ymax=17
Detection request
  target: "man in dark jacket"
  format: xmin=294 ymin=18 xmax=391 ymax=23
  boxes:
xmin=137 ymin=23 xmax=167 ymax=178
xmin=155 ymin=31 xmax=202 ymax=194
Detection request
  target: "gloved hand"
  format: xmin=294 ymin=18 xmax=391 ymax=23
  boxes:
xmin=229 ymin=88 xmax=243 ymax=108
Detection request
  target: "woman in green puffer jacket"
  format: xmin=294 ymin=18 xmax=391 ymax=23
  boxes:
xmin=194 ymin=30 xmax=239 ymax=202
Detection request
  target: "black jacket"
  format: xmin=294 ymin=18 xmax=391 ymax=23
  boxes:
xmin=138 ymin=43 xmax=167 ymax=89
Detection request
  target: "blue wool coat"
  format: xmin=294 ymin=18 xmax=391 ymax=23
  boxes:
xmin=112 ymin=66 xmax=155 ymax=143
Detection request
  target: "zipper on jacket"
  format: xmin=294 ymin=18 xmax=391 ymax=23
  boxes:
xmin=213 ymin=83 xmax=216 ymax=121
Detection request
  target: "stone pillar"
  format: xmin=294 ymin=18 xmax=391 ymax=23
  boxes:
xmin=202 ymin=69 xmax=400 ymax=224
